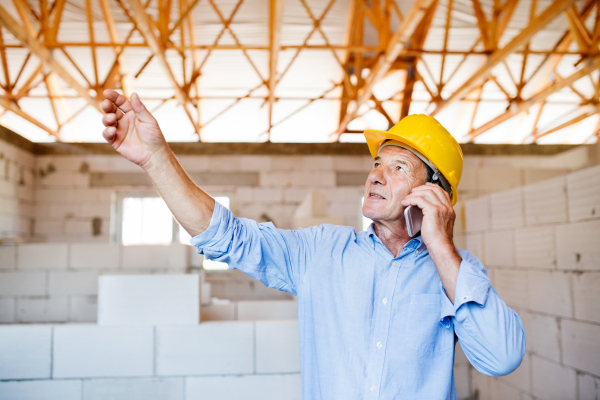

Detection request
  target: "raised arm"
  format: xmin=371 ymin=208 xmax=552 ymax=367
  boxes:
xmin=101 ymin=89 xmax=214 ymax=236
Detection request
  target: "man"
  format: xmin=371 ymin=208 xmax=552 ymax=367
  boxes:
xmin=101 ymin=90 xmax=525 ymax=400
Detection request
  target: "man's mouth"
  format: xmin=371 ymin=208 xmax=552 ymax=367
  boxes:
xmin=369 ymin=193 xmax=385 ymax=200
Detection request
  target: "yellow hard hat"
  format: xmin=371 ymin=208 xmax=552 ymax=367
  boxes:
xmin=364 ymin=114 xmax=463 ymax=205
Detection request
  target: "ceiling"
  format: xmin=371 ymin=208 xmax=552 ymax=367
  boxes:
xmin=0 ymin=0 xmax=599 ymax=144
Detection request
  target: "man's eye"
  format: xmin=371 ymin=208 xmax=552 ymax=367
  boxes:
xmin=374 ymin=163 xmax=380 ymax=168
xmin=396 ymin=166 xmax=403 ymax=171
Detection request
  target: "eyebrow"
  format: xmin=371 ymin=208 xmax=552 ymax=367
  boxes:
xmin=374 ymin=156 xmax=409 ymax=166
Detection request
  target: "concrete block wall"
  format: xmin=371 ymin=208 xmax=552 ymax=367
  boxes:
xmin=27 ymin=144 xmax=593 ymax=243
xmin=460 ymin=164 xmax=600 ymax=400
xmin=0 ymin=322 xmax=302 ymax=400
xmin=0 ymin=242 xmax=190 ymax=323
xmin=0 ymin=138 xmax=36 ymax=239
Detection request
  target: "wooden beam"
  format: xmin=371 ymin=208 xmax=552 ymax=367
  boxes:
xmin=529 ymin=105 xmax=600 ymax=142
xmin=267 ymin=0 xmax=283 ymax=139
xmin=466 ymin=55 xmax=600 ymax=141
xmin=0 ymin=96 xmax=59 ymax=138
xmin=0 ymin=3 xmax=99 ymax=110
xmin=400 ymin=65 xmax=416 ymax=119
xmin=471 ymin=0 xmax=491 ymax=50
xmin=99 ymin=0 xmax=132 ymax=96
xmin=123 ymin=0 xmax=199 ymax=132
xmin=331 ymin=0 xmax=435 ymax=141
xmin=432 ymin=0 xmax=576 ymax=116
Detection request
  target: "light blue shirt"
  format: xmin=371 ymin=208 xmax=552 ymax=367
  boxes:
xmin=191 ymin=202 xmax=526 ymax=400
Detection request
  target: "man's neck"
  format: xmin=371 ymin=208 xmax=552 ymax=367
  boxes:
xmin=372 ymin=220 xmax=413 ymax=258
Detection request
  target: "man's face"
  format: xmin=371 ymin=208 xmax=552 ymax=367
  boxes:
xmin=362 ymin=146 xmax=428 ymax=223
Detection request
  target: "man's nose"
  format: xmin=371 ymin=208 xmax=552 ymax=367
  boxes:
xmin=368 ymin=167 xmax=386 ymax=185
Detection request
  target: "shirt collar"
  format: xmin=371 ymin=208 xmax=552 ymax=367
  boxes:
xmin=367 ymin=222 xmax=427 ymax=251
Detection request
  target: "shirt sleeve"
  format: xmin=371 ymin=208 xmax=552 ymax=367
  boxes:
xmin=439 ymin=250 xmax=526 ymax=376
xmin=190 ymin=201 xmax=326 ymax=296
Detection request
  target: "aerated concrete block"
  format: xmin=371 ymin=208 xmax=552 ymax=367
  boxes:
xmin=0 ymin=298 xmax=15 ymax=323
xmin=98 ymin=275 xmax=199 ymax=326
xmin=255 ymin=321 xmax=300 ymax=373
xmin=185 ymin=374 xmax=302 ymax=400
xmin=561 ymin=319 xmax=600 ymax=376
xmin=0 ymin=380 xmax=82 ymax=400
xmin=523 ymin=176 xmax=568 ymax=225
xmin=493 ymin=269 xmax=529 ymax=309
xmin=515 ymin=226 xmax=556 ymax=269
xmin=527 ymin=270 xmax=572 ymax=318
xmin=49 ymin=271 xmax=98 ymax=295
xmin=156 ymin=322 xmax=253 ymax=376
xmin=0 ymin=272 xmax=46 ymax=295
xmin=83 ymin=378 xmax=184 ymax=400
xmin=483 ymin=230 xmax=514 ymax=267
xmin=0 ymin=246 xmax=16 ymax=269
xmin=567 ymin=164 xmax=600 ymax=221
xmin=69 ymin=243 xmax=119 ymax=269
xmin=465 ymin=196 xmax=490 ymax=233
xmin=521 ymin=312 xmax=560 ymax=362
xmin=0 ymin=325 xmax=52 ymax=379
xmin=237 ymin=300 xmax=298 ymax=321
xmin=53 ymin=325 xmax=154 ymax=378
xmin=572 ymin=272 xmax=600 ymax=324
xmin=555 ymin=220 xmax=600 ymax=270
xmin=531 ymin=356 xmax=576 ymax=400
xmin=17 ymin=243 xmax=68 ymax=269
xmin=490 ymin=188 xmax=524 ymax=230
xmin=69 ymin=295 xmax=97 ymax=322
xmin=16 ymin=296 xmax=68 ymax=323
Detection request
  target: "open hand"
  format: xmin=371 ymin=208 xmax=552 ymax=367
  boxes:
xmin=101 ymin=90 xmax=167 ymax=169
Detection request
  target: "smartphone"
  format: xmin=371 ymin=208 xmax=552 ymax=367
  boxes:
xmin=404 ymin=205 xmax=423 ymax=237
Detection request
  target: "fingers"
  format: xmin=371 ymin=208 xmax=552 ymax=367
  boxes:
xmin=103 ymin=89 xmax=132 ymax=113
xmin=102 ymin=112 xmax=119 ymax=127
xmin=403 ymin=186 xmax=444 ymax=208
xmin=102 ymin=126 xmax=117 ymax=144
xmin=130 ymin=93 xmax=156 ymax=124
xmin=412 ymin=183 xmax=452 ymax=206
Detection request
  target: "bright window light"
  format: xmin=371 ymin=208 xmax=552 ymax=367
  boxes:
xmin=361 ymin=196 xmax=372 ymax=232
xmin=122 ymin=197 xmax=173 ymax=246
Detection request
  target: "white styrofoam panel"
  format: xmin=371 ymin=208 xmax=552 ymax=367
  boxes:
xmin=515 ymin=226 xmax=556 ymax=269
xmin=49 ymin=271 xmax=99 ymax=295
xmin=185 ymin=374 xmax=302 ymax=400
xmin=566 ymin=164 xmax=600 ymax=221
xmin=69 ymin=295 xmax=98 ymax=322
xmin=237 ymin=300 xmax=298 ymax=321
xmin=156 ymin=322 xmax=253 ymax=376
xmin=490 ymin=188 xmax=524 ymax=230
xmin=523 ymin=176 xmax=568 ymax=226
xmin=527 ymin=271 xmax=572 ymax=318
xmin=0 ymin=325 xmax=51 ymax=379
xmin=465 ymin=233 xmax=484 ymax=262
xmin=0 ymin=298 xmax=15 ymax=323
xmin=555 ymin=220 xmax=600 ymax=270
xmin=0 ymin=246 xmax=16 ymax=269
xmin=16 ymin=243 xmax=68 ymax=269
xmin=493 ymin=269 xmax=529 ymax=309
xmin=17 ymin=297 xmax=68 ymax=323
xmin=255 ymin=321 xmax=300 ymax=374
xmin=520 ymin=312 xmax=560 ymax=363
xmin=464 ymin=196 xmax=490 ymax=233
xmin=572 ymin=272 xmax=600 ymax=324
xmin=53 ymin=325 xmax=154 ymax=378
xmin=69 ymin=243 xmax=120 ymax=269
xmin=531 ymin=356 xmax=577 ymax=400
xmin=83 ymin=378 xmax=184 ymax=400
xmin=561 ymin=319 xmax=600 ymax=376
xmin=0 ymin=380 xmax=82 ymax=400
xmin=200 ymin=303 xmax=235 ymax=321
xmin=97 ymin=275 xmax=199 ymax=326
xmin=483 ymin=230 xmax=514 ymax=267
xmin=0 ymin=272 xmax=46 ymax=295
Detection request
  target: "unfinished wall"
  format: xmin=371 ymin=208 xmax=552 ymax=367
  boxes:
xmin=461 ymin=164 xmax=600 ymax=400
xmin=0 ymin=138 xmax=35 ymax=239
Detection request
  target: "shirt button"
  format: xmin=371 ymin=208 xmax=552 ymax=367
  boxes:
xmin=376 ymin=341 xmax=382 ymax=349
xmin=382 ymin=297 xmax=388 ymax=304
xmin=415 ymin=250 xmax=419 ymax=255
xmin=392 ymin=261 xmax=396 ymax=267
xmin=370 ymin=385 xmax=376 ymax=393
xmin=372 ymin=244 xmax=375 ymax=249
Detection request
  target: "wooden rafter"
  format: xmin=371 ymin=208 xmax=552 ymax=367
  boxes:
xmin=432 ymin=0 xmax=577 ymax=116
xmin=0 ymin=3 xmax=99 ymax=110
xmin=529 ymin=105 xmax=600 ymax=142
xmin=332 ymin=0 xmax=436 ymax=141
xmin=123 ymin=0 xmax=199 ymax=133
xmin=267 ymin=0 xmax=283 ymax=139
xmin=0 ymin=96 xmax=59 ymax=138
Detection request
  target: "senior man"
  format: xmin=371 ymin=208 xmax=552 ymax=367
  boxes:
xmin=101 ymin=90 xmax=525 ymax=400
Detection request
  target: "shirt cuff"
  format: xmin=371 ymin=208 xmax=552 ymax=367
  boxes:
xmin=190 ymin=201 xmax=234 ymax=257
xmin=439 ymin=259 xmax=491 ymax=322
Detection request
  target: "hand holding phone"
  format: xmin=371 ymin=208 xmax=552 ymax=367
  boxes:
xmin=404 ymin=205 xmax=423 ymax=237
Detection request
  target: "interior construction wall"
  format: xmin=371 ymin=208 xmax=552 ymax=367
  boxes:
xmin=460 ymin=164 xmax=600 ymax=400
xmin=28 ymin=143 xmax=594 ymax=244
